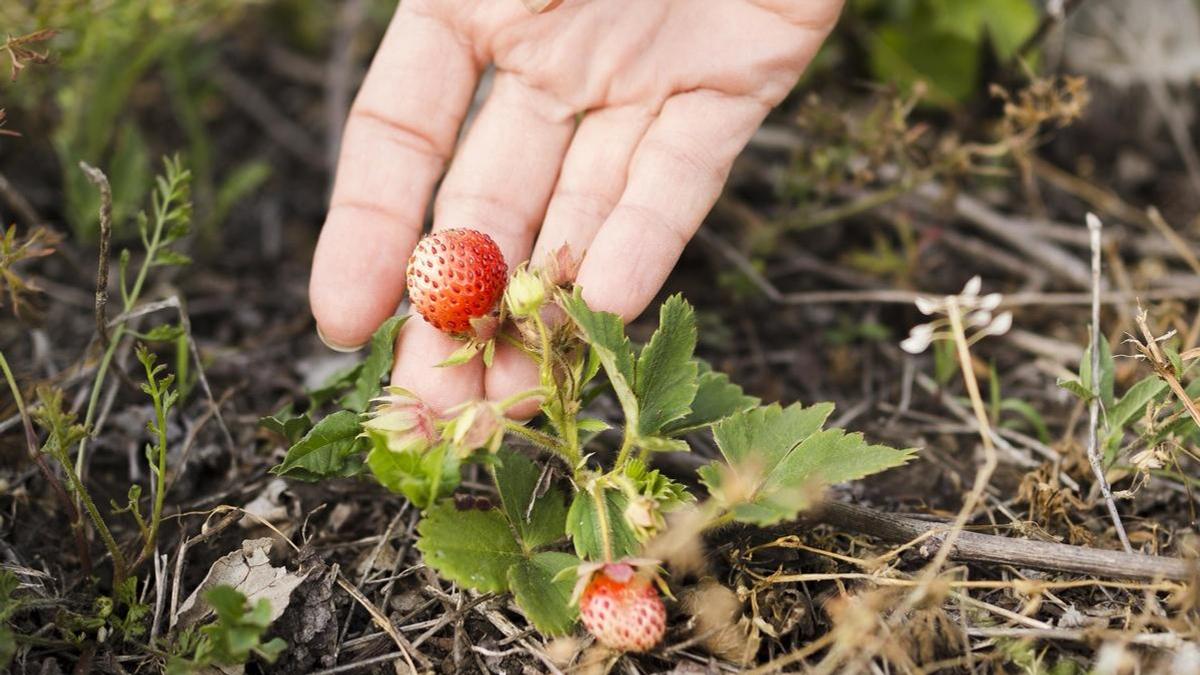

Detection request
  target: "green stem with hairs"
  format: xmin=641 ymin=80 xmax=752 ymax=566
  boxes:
xmin=590 ymin=482 xmax=614 ymax=563
xmin=503 ymin=420 xmax=579 ymax=466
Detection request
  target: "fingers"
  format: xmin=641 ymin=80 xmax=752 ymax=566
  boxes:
xmin=391 ymin=315 xmax=485 ymax=414
xmin=394 ymin=71 xmax=576 ymax=412
xmin=530 ymin=105 xmax=654 ymax=268
xmin=486 ymin=106 xmax=652 ymax=414
xmin=310 ymin=5 xmax=479 ymax=350
xmin=433 ymin=72 xmax=576 ymax=262
xmin=576 ymin=91 xmax=770 ymax=321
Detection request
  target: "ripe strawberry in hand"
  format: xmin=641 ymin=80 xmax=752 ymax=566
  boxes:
xmin=406 ymin=229 xmax=508 ymax=335
xmin=574 ymin=560 xmax=666 ymax=652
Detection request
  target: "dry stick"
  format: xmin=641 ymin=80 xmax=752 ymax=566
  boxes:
xmin=79 ymin=163 xmax=138 ymax=393
xmin=920 ymin=184 xmax=1093 ymax=287
xmin=696 ymin=230 xmax=1200 ymax=308
xmin=1134 ymin=309 xmax=1200 ymax=428
xmin=1146 ymin=206 xmax=1200 ymax=276
xmin=335 ymin=577 xmax=421 ymax=675
xmin=1085 ymin=214 xmax=1132 ymax=553
xmin=964 ymin=627 xmax=1181 ymax=649
xmin=799 ymin=501 xmax=1194 ymax=582
xmin=778 ymin=287 xmax=1200 ymax=307
xmin=0 ymin=170 xmax=40 ymax=227
xmin=1031 ymin=157 xmax=1154 ymax=229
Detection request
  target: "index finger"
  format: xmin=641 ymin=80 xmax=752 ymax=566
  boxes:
xmin=310 ymin=4 xmax=480 ymax=349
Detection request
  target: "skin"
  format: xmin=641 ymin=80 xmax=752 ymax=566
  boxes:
xmin=310 ymin=0 xmax=845 ymax=415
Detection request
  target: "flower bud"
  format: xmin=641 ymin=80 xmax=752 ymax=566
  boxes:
xmin=444 ymin=400 xmax=504 ymax=457
xmin=624 ymin=495 xmax=666 ymax=541
xmin=362 ymin=387 xmax=437 ymax=454
xmin=505 ymin=266 xmax=546 ymax=318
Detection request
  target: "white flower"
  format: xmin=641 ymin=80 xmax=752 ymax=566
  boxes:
xmin=961 ymin=275 xmax=982 ymax=298
xmin=982 ymin=311 xmax=1013 ymax=338
xmin=915 ymin=296 xmax=941 ymax=316
xmin=899 ymin=277 xmax=1011 ymax=354
xmin=901 ymin=323 xmax=936 ymax=354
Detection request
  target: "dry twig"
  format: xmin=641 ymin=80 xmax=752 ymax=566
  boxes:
xmin=1084 ymin=214 xmax=1132 ymax=552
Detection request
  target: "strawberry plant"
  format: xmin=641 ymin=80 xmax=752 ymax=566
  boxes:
xmin=270 ymin=230 xmax=915 ymax=651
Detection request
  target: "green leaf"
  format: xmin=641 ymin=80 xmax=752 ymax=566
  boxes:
xmin=702 ymin=403 xmax=916 ymax=525
xmin=929 ymin=0 xmax=1039 ymax=59
xmin=210 ymin=160 xmax=272 ymax=229
xmin=341 ymin=315 xmax=408 ymax=413
xmin=306 ymin=362 xmax=363 ymax=407
xmin=493 ymin=448 xmax=567 ymax=551
xmin=1057 ymin=378 xmax=1094 ymax=402
xmin=562 ymin=289 xmax=639 ymax=433
xmin=663 ymin=362 xmax=759 ymax=435
xmin=508 ymin=552 xmax=580 ymax=636
xmin=258 ymin=408 xmax=312 ymax=446
xmin=417 ymin=500 xmax=524 ymax=593
xmin=635 ymin=295 xmax=699 ymax=436
xmin=1165 ymin=345 xmax=1184 ymax=379
xmin=176 ymin=585 xmax=288 ymax=671
xmin=0 ymin=570 xmax=21 ymax=670
xmin=0 ymin=626 xmax=13 ymax=671
xmin=864 ymin=0 xmax=1038 ymax=106
xmin=636 ymin=435 xmax=691 ymax=453
xmin=139 ymin=323 xmax=185 ymax=342
xmin=151 ymin=249 xmax=192 ymax=267
xmin=565 ymin=488 xmax=640 ymax=560
xmin=436 ymin=341 xmax=481 ymax=368
xmin=869 ymin=25 xmax=978 ymax=104
xmin=1103 ymin=375 xmax=1170 ymax=459
xmin=712 ymin=402 xmax=834 ymax=469
xmin=270 ymin=410 xmax=364 ymax=481
xmin=1080 ymin=338 xmax=1115 ymax=409
xmin=367 ymin=442 xmax=460 ymax=510
xmin=998 ymin=398 xmax=1051 ymax=444
xmin=1108 ymin=376 xmax=1168 ymax=433
xmin=765 ymin=429 xmax=915 ymax=492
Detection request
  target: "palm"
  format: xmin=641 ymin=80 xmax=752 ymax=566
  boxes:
xmin=310 ymin=0 xmax=843 ymax=413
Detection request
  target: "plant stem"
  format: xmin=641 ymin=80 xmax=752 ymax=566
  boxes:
xmin=922 ymin=297 xmax=999 ymax=577
xmin=531 ymin=312 xmax=554 ymax=388
xmin=135 ymin=374 xmax=170 ymax=568
xmin=74 ymin=188 xmax=167 ymax=480
xmin=503 ymin=420 xmax=578 ymax=465
xmin=52 ymin=439 xmax=129 ymax=583
xmin=613 ymin=433 xmax=635 ymax=471
xmin=590 ymin=482 xmax=614 ymax=563
xmin=529 ymin=309 xmax=581 ymax=466
xmin=0 ymin=349 xmax=95 ymax=576
xmin=1085 ymin=214 xmax=1133 ymax=553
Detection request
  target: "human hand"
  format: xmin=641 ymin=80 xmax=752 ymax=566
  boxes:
xmin=309 ymin=0 xmax=844 ymax=415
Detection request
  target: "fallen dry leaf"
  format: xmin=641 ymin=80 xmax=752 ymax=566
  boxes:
xmin=173 ymin=537 xmax=308 ymax=630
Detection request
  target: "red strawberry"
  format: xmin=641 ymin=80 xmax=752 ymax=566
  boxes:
xmin=406 ymin=229 xmax=508 ymax=334
xmin=576 ymin=562 xmax=666 ymax=652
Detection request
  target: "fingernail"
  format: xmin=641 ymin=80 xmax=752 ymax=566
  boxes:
xmin=521 ymin=0 xmax=563 ymax=13
xmin=317 ymin=325 xmax=365 ymax=353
